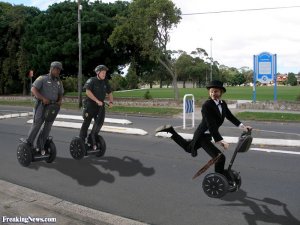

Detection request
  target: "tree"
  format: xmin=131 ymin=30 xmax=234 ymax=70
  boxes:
xmin=109 ymin=0 xmax=181 ymax=99
xmin=287 ymin=73 xmax=297 ymax=86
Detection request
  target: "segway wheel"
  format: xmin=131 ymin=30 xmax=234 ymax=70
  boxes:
xmin=45 ymin=140 xmax=57 ymax=163
xmin=70 ymin=137 xmax=86 ymax=160
xmin=95 ymin=135 xmax=106 ymax=157
xmin=17 ymin=143 xmax=32 ymax=167
xmin=202 ymin=173 xmax=229 ymax=198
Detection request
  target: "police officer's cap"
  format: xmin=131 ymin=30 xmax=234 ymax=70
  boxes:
xmin=50 ymin=61 xmax=63 ymax=70
xmin=94 ymin=65 xmax=108 ymax=73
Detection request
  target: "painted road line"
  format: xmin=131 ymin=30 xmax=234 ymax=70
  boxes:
xmin=0 ymin=112 xmax=33 ymax=120
xmin=155 ymin=132 xmax=300 ymax=147
xmin=250 ymin=147 xmax=300 ymax=155
xmin=27 ymin=120 xmax=147 ymax=135
xmin=56 ymin=114 xmax=132 ymax=125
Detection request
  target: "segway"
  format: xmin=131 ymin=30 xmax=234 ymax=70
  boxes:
xmin=69 ymin=103 xmax=107 ymax=160
xmin=69 ymin=134 xmax=106 ymax=160
xmin=17 ymin=137 xmax=57 ymax=167
xmin=17 ymin=102 xmax=60 ymax=167
xmin=193 ymin=129 xmax=253 ymax=198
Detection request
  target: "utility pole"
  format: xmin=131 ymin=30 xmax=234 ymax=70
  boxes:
xmin=210 ymin=37 xmax=213 ymax=82
xmin=78 ymin=0 xmax=82 ymax=108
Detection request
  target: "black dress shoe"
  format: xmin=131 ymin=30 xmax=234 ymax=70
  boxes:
xmin=155 ymin=125 xmax=175 ymax=134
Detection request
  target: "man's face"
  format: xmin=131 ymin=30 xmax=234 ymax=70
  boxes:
xmin=209 ymin=87 xmax=222 ymax=100
xmin=50 ymin=67 xmax=61 ymax=77
xmin=97 ymin=70 xmax=107 ymax=80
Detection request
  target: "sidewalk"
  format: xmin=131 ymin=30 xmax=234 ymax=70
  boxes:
xmin=0 ymin=180 xmax=147 ymax=225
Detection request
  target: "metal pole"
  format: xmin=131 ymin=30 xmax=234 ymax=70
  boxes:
xmin=78 ymin=0 xmax=82 ymax=108
xmin=210 ymin=37 xmax=213 ymax=82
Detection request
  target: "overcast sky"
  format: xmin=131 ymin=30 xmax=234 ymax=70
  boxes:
xmin=3 ymin=0 xmax=300 ymax=74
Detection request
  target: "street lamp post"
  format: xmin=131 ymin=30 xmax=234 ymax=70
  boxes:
xmin=78 ymin=0 xmax=82 ymax=108
xmin=210 ymin=37 xmax=213 ymax=82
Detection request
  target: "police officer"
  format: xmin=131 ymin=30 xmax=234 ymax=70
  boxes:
xmin=25 ymin=61 xmax=64 ymax=154
xmin=79 ymin=64 xmax=113 ymax=150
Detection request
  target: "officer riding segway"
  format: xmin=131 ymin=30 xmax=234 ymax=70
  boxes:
xmin=69 ymin=64 xmax=113 ymax=160
xmin=17 ymin=61 xmax=64 ymax=167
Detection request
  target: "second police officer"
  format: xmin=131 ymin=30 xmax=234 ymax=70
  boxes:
xmin=79 ymin=65 xmax=113 ymax=150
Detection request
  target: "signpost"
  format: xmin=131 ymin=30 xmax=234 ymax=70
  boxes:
xmin=253 ymin=52 xmax=277 ymax=102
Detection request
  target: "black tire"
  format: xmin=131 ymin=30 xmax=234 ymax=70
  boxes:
xmin=70 ymin=137 xmax=86 ymax=160
xmin=202 ymin=173 xmax=229 ymax=198
xmin=17 ymin=143 xmax=32 ymax=167
xmin=45 ymin=140 xmax=56 ymax=163
xmin=95 ymin=135 xmax=106 ymax=157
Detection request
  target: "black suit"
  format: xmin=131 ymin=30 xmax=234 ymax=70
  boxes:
xmin=171 ymin=98 xmax=241 ymax=174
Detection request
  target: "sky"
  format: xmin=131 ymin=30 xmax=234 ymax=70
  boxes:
xmin=2 ymin=0 xmax=300 ymax=74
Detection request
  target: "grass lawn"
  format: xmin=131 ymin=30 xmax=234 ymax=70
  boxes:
xmin=236 ymin=112 xmax=300 ymax=122
xmin=66 ymin=86 xmax=300 ymax=101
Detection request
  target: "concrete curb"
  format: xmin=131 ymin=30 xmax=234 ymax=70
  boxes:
xmin=0 ymin=180 xmax=148 ymax=225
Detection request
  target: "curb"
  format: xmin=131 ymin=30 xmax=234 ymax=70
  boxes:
xmin=0 ymin=180 xmax=148 ymax=225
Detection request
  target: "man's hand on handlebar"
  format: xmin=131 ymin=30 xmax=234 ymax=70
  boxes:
xmin=217 ymin=140 xmax=229 ymax=150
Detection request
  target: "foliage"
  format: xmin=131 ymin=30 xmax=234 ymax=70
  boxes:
xmin=109 ymin=74 xmax=128 ymax=91
xmin=143 ymin=90 xmax=152 ymax=99
xmin=109 ymin=0 xmax=182 ymax=99
xmin=287 ymin=73 xmax=297 ymax=86
xmin=62 ymin=76 xmax=78 ymax=93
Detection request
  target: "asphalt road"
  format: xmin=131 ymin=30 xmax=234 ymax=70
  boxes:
xmin=0 ymin=106 xmax=300 ymax=225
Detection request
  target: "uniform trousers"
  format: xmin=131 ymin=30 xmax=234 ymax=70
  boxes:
xmin=27 ymin=104 xmax=54 ymax=150
xmin=79 ymin=105 xmax=105 ymax=142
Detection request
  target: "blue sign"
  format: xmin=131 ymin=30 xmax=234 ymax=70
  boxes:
xmin=185 ymin=99 xmax=194 ymax=113
xmin=256 ymin=52 xmax=274 ymax=83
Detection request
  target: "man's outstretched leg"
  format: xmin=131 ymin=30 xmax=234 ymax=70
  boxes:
xmin=156 ymin=125 xmax=193 ymax=154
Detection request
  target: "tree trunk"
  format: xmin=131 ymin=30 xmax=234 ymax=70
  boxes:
xmin=158 ymin=57 xmax=179 ymax=100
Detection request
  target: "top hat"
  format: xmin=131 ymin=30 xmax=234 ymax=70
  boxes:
xmin=206 ymin=80 xmax=226 ymax=93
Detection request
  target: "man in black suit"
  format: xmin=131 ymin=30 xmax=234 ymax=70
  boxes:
xmin=156 ymin=80 xmax=252 ymax=175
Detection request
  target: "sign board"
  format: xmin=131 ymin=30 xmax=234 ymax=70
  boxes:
xmin=256 ymin=52 xmax=273 ymax=83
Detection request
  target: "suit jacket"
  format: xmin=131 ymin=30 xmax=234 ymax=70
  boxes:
xmin=193 ymin=98 xmax=241 ymax=143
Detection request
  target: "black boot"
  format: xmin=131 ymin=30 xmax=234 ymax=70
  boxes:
xmin=155 ymin=125 xmax=175 ymax=134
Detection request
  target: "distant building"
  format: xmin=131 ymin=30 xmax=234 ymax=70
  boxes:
xmin=276 ymin=74 xmax=288 ymax=85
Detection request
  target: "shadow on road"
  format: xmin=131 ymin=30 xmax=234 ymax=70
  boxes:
xmin=220 ymin=189 xmax=300 ymax=225
xmin=28 ymin=156 xmax=155 ymax=187
xmin=89 ymin=156 xmax=155 ymax=177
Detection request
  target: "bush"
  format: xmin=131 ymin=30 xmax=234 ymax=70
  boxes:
xmin=144 ymin=90 xmax=152 ymax=99
xmin=62 ymin=76 xmax=78 ymax=92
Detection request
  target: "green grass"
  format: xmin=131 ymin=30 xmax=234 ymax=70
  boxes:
xmin=236 ymin=111 xmax=300 ymax=122
xmin=93 ymin=86 xmax=299 ymax=101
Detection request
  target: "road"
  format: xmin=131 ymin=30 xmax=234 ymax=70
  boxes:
xmin=0 ymin=105 xmax=300 ymax=225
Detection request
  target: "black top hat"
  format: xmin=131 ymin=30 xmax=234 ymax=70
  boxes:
xmin=206 ymin=80 xmax=226 ymax=93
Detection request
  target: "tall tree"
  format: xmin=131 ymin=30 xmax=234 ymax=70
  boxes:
xmin=109 ymin=0 xmax=181 ymax=99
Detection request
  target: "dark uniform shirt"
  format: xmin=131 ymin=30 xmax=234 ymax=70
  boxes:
xmin=84 ymin=77 xmax=112 ymax=107
xmin=32 ymin=74 xmax=64 ymax=102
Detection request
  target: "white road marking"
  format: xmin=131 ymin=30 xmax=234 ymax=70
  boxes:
xmin=250 ymin=147 xmax=300 ymax=155
xmin=27 ymin=120 xmax=147 ymax=136
xmin=56 ymin=114 xmax=132 ymax=125
xmin=155 ymin=132 xmax=300 ymax=147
